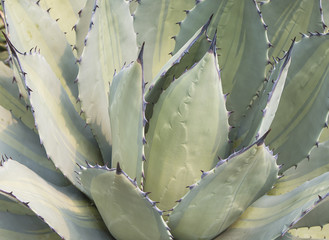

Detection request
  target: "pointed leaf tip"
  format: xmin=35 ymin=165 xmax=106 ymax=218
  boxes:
xmin=137 ymin=42 xmax=145 ymax=65
xmin=201 ymin=14 xmax=213 ymax=33
xmin=209 ymin=30 xmax=217 ymax=55
xmin=256 ymin=129 xmax=271 ymax=146
xmin=116 ymin=162 xmax=122 ymax=175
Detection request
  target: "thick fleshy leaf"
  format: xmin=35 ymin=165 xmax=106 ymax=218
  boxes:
xmin=173 ymin=0 xmax=268 ymax=138
xmin=144 ymin=46 xmax=229 ymax=211
xmin=79 ymin=164 xmax=172 ymax=240
xmin=217 ymin=172 xmax=329 ymax=240
xmin=0 ymin=160 xmax=113 ymax=240
xmin=133 ymin=0 xmax=195 ymax=83
xmin=109 ymin=48 xmax=145 ymax=187
xmin=233 ymin=40 xmax=293 ymax=149
xmin=269 ymin=126 xmax=329 ymax=195
xmin=77 ymin=0 xmax=138 ymax=163
xmin=266 ymin=34 xmax=329 ymax=172
xmin=168 ymin=138 xmax=278 ymax=240
xmin=37 ymin=0 xmax=87 ymax=46
xmin=0 ymin=61 xmax=35 ymax=130
xmin=0 ymin=195 xmax=61 ymax=240
xmin=261 ymin=0 xmax=325 ymax=60
xmin=18 ymin=53 xmax=102 ymax=189
xmin=0 ymin=105 xmax=69 ymax=186
xmin=145 ymin=18 xmax=211 ymax=129
xmin=2 ymin=0 xmax=80 ymax=112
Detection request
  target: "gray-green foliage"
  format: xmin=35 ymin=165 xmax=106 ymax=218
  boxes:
xmin=0 ymin=0 xmax=329 ymax=239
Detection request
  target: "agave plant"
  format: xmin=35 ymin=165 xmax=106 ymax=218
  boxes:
xmin=1 ymin=0 xmax=329 ymax=239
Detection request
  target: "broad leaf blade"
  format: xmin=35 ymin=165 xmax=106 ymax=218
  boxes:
xmin=168 ymin=140 xmax=278 ymax=240
xmin=144 ymin=47 xmax=229 ymax=211
xmin=77 ymin=0 xmax=138 ymax=163
xmin=0 ymin=161 xmax=113 ymax=240
xmin=269 ymin=130 xmax=329 ymax=195
xmin=2 ymin=0 xmax=80 ymax=112
xmin=174 ymin=0 xmax=268 ymax=139
xmin=79 ymin=165 xmax=172 ymax=240
xmin=109 ymin=50 xmax=144 ymax=187
xmin=217 ymin=172 xmax=329 ymax=240
xmin=266 ymin=34 xmax=329 ymax=172
xmin=18 ymin=53 xmax=102 ymax=190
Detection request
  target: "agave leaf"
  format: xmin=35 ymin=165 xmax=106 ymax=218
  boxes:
xmin=0 ymin=61 xmax=35 ymax=130
xmin=0 ymin=195 xmax=61 ymax=240
xmin=168 ymin=137 xmax=278 ymax=240
xmin=133 ymin=0 xmax=195 ymax=84
xmin=77 ymin=0 xmax=137 ymax=163
xmin=2 ymin=0 xmax=80 ymax=112
xmin=266 ymin=34 xmax=329 ymax=173
xmin=36 ymin=0 xmax=86 ymax=46
xmin=0 ymin=105 xmax=69 ymax=186
xmin=144 ymin=44 xmax=229 ymax=211
xmin=74 ymin=0 xmax=94 ymax=57
xmin=79 ymin=164 xmax=172 ymax=240
xmin=109 ymin=46 xmax=145 ymax=187
xmin=290 ymin=195 xmax=329 ymax=230
xmin=216 ymin=172 xmax=329 ymax=240
xmin=17 ymin=53 xmax=102 ymax=190
xmin=269 ymin=130 xmax=329 ymax=195
xmin=0 ymin=160 xmax=113 ymax=240
xmin=145 ymin=17 xmax=211 ymax=125
xmin=173 ymin=0 xmax=268 ymax=144
xmin=261 ymin=0 xmax=325 ymax=60
xmin=233 ymin=40 xmax=294 ymax=149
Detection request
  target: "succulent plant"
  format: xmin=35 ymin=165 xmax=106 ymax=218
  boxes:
xmin=1 ymin=0 xmax=329 ymax=239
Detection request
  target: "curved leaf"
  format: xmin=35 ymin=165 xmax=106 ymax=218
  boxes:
xmin=79 ymin=164 xmax=172 ymax=240
xmin=266 ymin=34 xmax=329 ymax=172
xmin=168 ymin=139 xmax=278 ymax=240
xmin=18 ymin=53 xmax=102 ymax=190
xmin=174 ymin=0 xmax=269 ymax=145
xmin=2 ymin=0 xmax=80 ymax=112
xmin=109 ymin=49 xmax=144 ymax=187
xmin=77 ymin=0 xmax=138 ymax=163
xmin=0 ymin=160 xmax=113 ymax=240
xmin=144 ymin=46 xmax=229 ymax=211
xmin=217 ymin=172 xmax=329 ymax=240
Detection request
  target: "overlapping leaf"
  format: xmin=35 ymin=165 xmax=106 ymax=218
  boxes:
xmin=79 ymin=164 xmax=172 ymax=240
xmin=0 ymin=160 xmax=112 ymax=240
xmin=2 ymin=0 xmax=80 ymax=112
xmin=144 ymin=44 xmax=229 ymax=211
xmin=17 ymin=53 xmax=102 ymax=190
xmin=133 ymin=0 xmax=195 ymax=84
xmin=168 ymin=137 xmax=278 ymax=240
xmin=77 ymin=0 xmax=137 ymax=163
